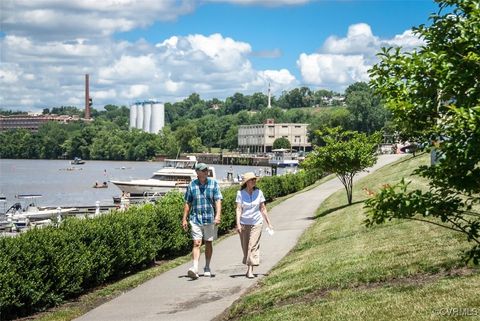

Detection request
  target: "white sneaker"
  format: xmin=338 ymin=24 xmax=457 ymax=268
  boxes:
xmin=204 ymin=267 xmax=212 ymax=277
xmin=187 ymin=267 xmax=199 ymax=279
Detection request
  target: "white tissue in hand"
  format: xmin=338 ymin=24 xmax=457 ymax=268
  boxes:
xmin=266 ymin=227 xmax=274 ymax=236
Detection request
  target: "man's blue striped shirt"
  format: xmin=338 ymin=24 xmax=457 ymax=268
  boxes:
xmin=184 ymin=177 xmax=223 ymax=225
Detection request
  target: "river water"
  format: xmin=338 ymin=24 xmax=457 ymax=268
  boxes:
xmin=0 ymin=159 xmax=279 ymax=209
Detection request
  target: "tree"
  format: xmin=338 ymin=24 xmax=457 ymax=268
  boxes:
xmin=272 ymin=137 xmax=291 ymax=150
xmin=365 ymin=0 xmax=480 ymax=263
xmin=158 ymin=126 xmax=181 ymax=158
xmin=248 ymin=92 xmax=268 ymax=111
xmin=303 ymin=127 xmax=380 ymax=204
xmin=175 ymin=122 xmax=204 ymax=153
xmin=345 ymin=82 xmax=388 ymax=134
xmin=224 ymin=93 xmax=248 ymax=114
xmin=308 ymin=107 xmax=352 ymax=145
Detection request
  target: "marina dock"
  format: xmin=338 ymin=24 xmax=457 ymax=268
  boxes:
xmin=192 ymin=152 xmax=270 ymax=166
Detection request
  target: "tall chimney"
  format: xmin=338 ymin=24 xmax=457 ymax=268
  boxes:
xmin=85 ymin=74 xmax=90 ymax=119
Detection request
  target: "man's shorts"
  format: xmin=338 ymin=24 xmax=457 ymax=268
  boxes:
xmin=190 ymin=222 xmax=217 ymax=241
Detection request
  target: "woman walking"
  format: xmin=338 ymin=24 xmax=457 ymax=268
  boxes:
xmin=236 ymin=172 xmax=273 ymax=278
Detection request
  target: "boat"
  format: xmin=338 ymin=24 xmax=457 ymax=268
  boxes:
xmin=71 ymin=157 xmax=86 ymax=165
xmin=110 ymin=156 xmax=230 ymax=196
xmin=268 ymin=149 xmax=301 ymax=167
xmin=6 ymin=194 xmax=77 ymax=221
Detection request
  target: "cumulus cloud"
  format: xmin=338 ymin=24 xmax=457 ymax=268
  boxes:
xmin=297 ymin=22 xmax=424 ymax=92
xmin=0 ymin=0 xmax=297 ymax=111
xmin=2 ymin=0 xmax=196 ymax=41
xmin=0 ymin=0 xmax=422 ymax=112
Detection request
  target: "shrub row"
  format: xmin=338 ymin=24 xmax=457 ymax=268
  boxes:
xmin=0 ymin=169 xmax=322 ymax=319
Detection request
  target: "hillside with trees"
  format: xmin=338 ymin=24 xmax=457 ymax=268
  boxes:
xmin=0 ymin=83 xmax=388 ymax=160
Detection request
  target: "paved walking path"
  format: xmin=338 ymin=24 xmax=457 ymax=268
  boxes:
xmin=75 ymin=154 xmax=404 ymax=321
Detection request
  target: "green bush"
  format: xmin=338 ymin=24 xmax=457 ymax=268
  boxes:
xmin=0 ymin=169 xmax=322 ymax=319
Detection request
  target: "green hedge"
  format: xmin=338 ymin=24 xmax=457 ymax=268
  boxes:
xmin=0 ymin=169 xmax=322 ymax=319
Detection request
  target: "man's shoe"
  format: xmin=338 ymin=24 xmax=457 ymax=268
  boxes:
xmin=187 ymin=267 xmax=199 ymax=279
xmin=204 ymin=267 xmax=212 ymax=277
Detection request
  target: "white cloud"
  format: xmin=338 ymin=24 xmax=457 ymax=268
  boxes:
xmin=0 ymin=1 xmax=424 ymax=112
xmin=385 ymin=29 xmax=424 ymax=49
xmin=2 ymin=0 xmax=196 ymax=41
xmin=298 ymin=53 xmax=369 ymax=86
xmin=297 ymin=23 xmax=424 ymax=92
xmin=124 ymin=85 xmax=150 ymax=99
xmin=322 ymin=23 xmax=379 ymax=57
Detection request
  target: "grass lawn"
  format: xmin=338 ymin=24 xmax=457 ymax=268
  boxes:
xmin=219 ymin=153 xmax=480 ymax=321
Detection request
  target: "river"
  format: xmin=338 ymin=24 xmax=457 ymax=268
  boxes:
xmin=0 ymin=159 xmax=280 ymax=210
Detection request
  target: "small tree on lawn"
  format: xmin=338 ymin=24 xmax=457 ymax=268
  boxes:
xmin=272 ymin=137 xmax=291 ymax=150
xmin=365 ymin=0 xmax=480 ymax=264
xmin=303 ymin=127 xmax=381 ymax=205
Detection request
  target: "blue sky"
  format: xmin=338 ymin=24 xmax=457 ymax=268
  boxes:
xmin=1 ymin=0 xmax=440 ymax=112
xmin=118 ymin=1 xmax=436 ymax=75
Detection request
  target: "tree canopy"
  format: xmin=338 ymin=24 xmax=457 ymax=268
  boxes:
xmin=365 ymin=0 xmax=480 ymax=263
xmin=1 ymin=82 xmax=390 ymax=160
xmin=272 ymin=137 xmax=291 ymax=150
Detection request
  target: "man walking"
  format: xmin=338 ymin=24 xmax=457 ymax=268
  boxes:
xmin=182 ymin=163 xmax=223 ymax=279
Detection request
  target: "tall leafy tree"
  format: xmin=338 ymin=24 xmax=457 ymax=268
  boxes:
xmin=365 ymin=0 xmax=480 ymax=263
xmin=37 ymin=122 xmax=68 ymax=159
xmin=345 ymin=82 xmax=388 ymax=133
xmin=224 ymin=93 xmax=248 ymax=114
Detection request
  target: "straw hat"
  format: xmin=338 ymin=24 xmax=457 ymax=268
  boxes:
xmin=241 ymin=172 xmax=258 ymax=188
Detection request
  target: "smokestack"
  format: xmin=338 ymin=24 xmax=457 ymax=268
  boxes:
xmin=85 ymin=74 xmax=90 ymax=119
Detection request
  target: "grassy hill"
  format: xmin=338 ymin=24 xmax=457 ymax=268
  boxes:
xmin=219 ymin=153 xmax=480 ymax=321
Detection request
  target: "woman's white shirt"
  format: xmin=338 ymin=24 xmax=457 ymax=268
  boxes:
xmin=236 ymin=189 xmax=266 ymax=225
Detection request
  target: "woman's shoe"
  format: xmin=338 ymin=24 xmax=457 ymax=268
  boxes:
xmin=246 ymin=273 xmax=254 ymax=279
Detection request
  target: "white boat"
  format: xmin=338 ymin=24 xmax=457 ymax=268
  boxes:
xmin=110 ymin=157 xmax=198 ymax=196
xmin=111 ymin=157 xmax=235 ymax=196
xmin=71 ymin=157 xmax=86 ymax=165
xmin=268 ymin=149 xmax=301 ymax=167
xmin=6 ymin=194 xmax=77 ymax=221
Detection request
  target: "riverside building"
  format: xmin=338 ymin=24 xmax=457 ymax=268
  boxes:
xmin=238 ymin=119 xmax=311 ymax=154
xmin=0 ymin=114 xmax=81 ymax=132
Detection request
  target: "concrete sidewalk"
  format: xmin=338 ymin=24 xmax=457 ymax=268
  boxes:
xmin=75 ymin=154 xmax=404 ymax=321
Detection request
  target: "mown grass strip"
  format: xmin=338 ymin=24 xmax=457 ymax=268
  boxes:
xmin=220 ymin=153 xmax=480 ymax=321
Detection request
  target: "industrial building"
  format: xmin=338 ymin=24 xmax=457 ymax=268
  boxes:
xmin=129 ymin=101 xmax=164 ymax=134
xmin=0 ymin=114 xmax=81 ymax=132
xmin=238 ymin=119 xmax=311 ymax=153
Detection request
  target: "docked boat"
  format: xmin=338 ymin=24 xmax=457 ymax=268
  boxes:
xmin=268 ymin=149 xmax=301 ymax=167
xmin=110 ymin=156 xmax=229 ymax=196
xmin=6 ymin=194 xmax=77 ymax=221
xmin=71 ymin=157 xmax=86 ymax=165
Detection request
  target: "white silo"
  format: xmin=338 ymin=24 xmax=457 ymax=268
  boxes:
xmin=129 ymin=104 xmax=137 ymax=129
xmin=150 ymin=103 xmax=165 ymax=133
xmin=143 ymin=102 xmax=152 ymax=133
xmin=136 ymin=103 xmax=144 ymax=129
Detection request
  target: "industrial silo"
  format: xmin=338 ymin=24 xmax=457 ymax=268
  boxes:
xmin=150 ymin=103 xmax=164 ymax=133
xmin=136 ymin=103 xmax=144 ymax=129
xmin=129 ymin=104 xmax=137 ymax=129
xmin=143 ymin=102 xmax=152 ymax=132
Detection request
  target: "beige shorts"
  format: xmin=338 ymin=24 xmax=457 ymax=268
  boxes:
xmin=190 ymin=222 xmax=217 ymax=241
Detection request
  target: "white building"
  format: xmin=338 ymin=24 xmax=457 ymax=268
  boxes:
xmin=238 ymin=119 xmax=311 ymax=153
